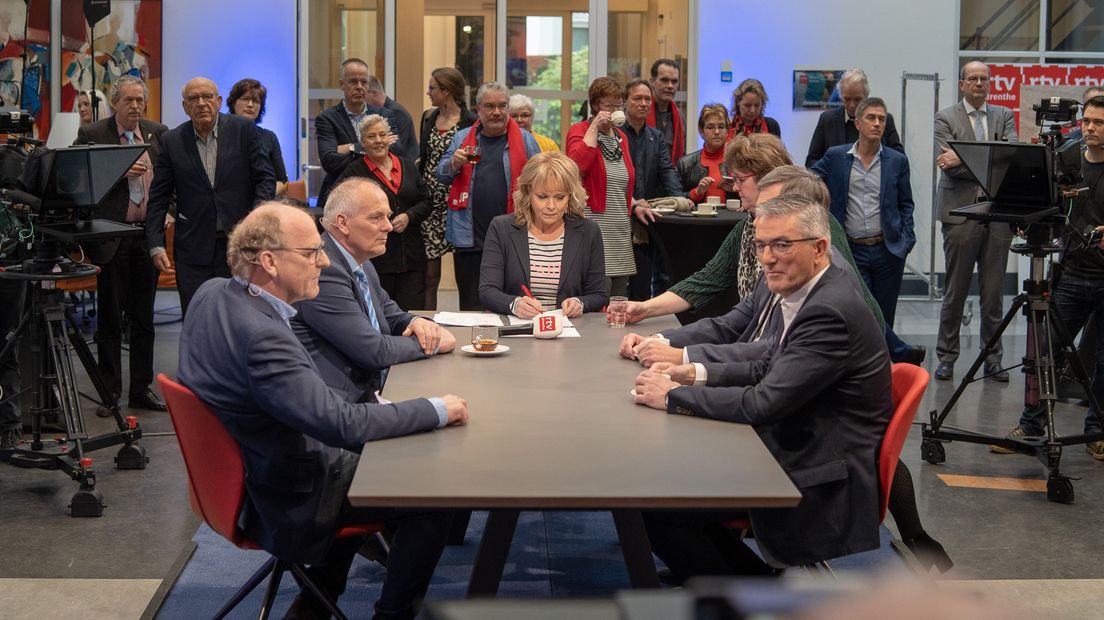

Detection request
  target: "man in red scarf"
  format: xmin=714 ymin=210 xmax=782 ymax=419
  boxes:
xmin=646 ymin=59 xmax=685 ymax=165
xmin=436 ymin=82 xmax=540 ymax=310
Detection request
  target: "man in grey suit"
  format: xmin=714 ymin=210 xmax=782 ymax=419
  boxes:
xmin=633 ymin=194 xmax=892 ymax=577
xmin=293 ymin=178 xmax=456 ymax=404
xmin=179 ymin=203 xmax=468 ymax=619
xmin=933 ymin=61 xmax=1018 ymax=382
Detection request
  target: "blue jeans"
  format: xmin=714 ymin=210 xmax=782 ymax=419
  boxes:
xmin=850 ymin=242 xmax=911 ymax=359
xmin=1018 ymin=272 xmax=1104 ymax=434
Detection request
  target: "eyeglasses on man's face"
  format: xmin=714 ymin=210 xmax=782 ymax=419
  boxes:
xmin=274 ymin=243 xmax=326 ymax=263
xmin=962 ymin=76 xmax=990 ymax=85
xmin=186 ymin=93 xmax=218 ymax=104
xmin=752 ymin=238 xmax=818 ymax=256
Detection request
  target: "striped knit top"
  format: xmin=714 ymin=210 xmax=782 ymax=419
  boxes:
xmin=586 ymin=132 xmax=635 ymax=277
xmin=527 ymin=231 xmax=564 ymax=308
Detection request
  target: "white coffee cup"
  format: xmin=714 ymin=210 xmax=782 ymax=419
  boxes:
xmin=697 ymin=202 xmax=717 ymax=215
xmin=610 ymin=110 xmax=627 ymax=127
xmin=726 ymin=198 xmax=742 ymax=211
xmin=706 ymin=194 xmax=722 ymax=204
xmin=533 ymin=311 xmax=564 ymax=339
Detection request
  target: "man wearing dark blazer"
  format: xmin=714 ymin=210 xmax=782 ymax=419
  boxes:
xmin=804 ymin=68 xmax=903 ymax=167
xmin=810 ymin=97 xmax=922 ymax=365
xmin=145 ymin=77 xmax=275 ymax=316
xmin=634 ymin=195 xmax=892 ymax=577
xmin=315 ymin=58 xmax=405 ymax=208
xmin=292 ymin=178 xmax=455 ymax=405
xmin=366 ymin=74 xmax=418 ymax=160
xmin=179 ymin=203 xmax=468 ymax=619
xmin=624 ymin=78 xmax=684 ymax=300
xmin=933 ymin=61 xmax=1017 ymax=381
xmin=74 ymin=76 xmax=168 ymax=412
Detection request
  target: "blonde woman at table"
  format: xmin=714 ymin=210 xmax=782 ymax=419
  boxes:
xmin=478 ymin=151 xmax=607 ymax=319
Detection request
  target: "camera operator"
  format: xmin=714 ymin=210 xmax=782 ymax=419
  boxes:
xmin=993 ymin=95 xmax=1104 ymax=459
xmin=0 ymin=222 xmax=23 ymax=452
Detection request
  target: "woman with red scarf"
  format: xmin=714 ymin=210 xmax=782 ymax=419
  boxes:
xmin=678 ymin=103 xmax=738 ymax=204
xmin=566 ymin=77 xmax=653 ymax=297
xmin=728 ymin=78 xmax=781 ymax=140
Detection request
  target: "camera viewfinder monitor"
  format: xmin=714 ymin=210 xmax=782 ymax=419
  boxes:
xmin=40 ymin=144 xmax=146 ymax=219
xmin=947 ymin=141 xmax=1057 ymax=223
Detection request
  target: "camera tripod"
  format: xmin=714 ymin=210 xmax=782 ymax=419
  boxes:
xmin=0 ymin=260 xmax=147 ymax=517
xmin=922 ymin=240 xmax=1104 ymax=503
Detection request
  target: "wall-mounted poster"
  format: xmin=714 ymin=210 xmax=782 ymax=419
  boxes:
xmin=0 ymin=1 xmax=52 ymax=138
xmin=793 ymin=69 xmax=846 ymax=110
xmin=60 ymin=0 xmax=162 ymax=124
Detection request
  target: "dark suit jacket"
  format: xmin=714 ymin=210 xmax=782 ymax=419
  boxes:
xmin=178 ymin=278 xmax=439 ymax=563
xmin=259 ymin=127 xmax=288 ymax=183
xmin=666 ymin=264 xmax=892 ymax=567
xmin=666 ymin=250 xmax=860 ymax=364
xmin=292 ymin=233 xmax=429 ymax=403
xmin=478 ymin=214 xmax=608 ymax=314
xmin=74 ymin=116 xmax=168 ymax=264
xmin=810 ymin=144 xmax=916 ymax=259
xmin=384 ymin=97 xmax=419 ymax=160
xmin=145 ymin=113 xmax=275 ymax=266
xmin=625 ymin=123 xmax=683 ymax=200
xmin=315 ymin=102 xmax=407 ymax=208
xmin=804 ymin=105 xmax=904 ymax=167
xmin=336 ymin=156 xmax=430 ymax=274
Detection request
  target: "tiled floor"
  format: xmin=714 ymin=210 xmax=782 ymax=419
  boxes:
xmin=2 ymin=290 xmax=1103 ymax=618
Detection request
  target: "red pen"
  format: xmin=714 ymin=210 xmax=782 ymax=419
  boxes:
xmin=520 ymin=284 xmax=535 ymax=299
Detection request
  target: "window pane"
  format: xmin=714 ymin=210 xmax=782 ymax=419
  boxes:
xmin=1048 ymin=0 xmax=1104 ymax=52
xmin=960 ymin=0 xmax=1040 ymax=51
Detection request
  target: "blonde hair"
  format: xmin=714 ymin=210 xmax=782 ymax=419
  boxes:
xmin=511 ymin=152 xmax=588 ymax=226
xmin=724 ymin=133 xmax=792 ymax=179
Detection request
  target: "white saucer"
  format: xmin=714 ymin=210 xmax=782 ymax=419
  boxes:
xmin=692 ymin=211 xmax=718 ymax=217
xmin=461 ymin=344 xmax=510 ymax=356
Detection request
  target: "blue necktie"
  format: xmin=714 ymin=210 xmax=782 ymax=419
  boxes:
xmin=971 ymin=110 xmax=987 ymax=142
xmin=353 ymin=267 xmax=388 ymax=388
xmin=353 ymin=268 xmax=381 ymax=332
xmin=124 ymin=130 xmax=145 ymax=205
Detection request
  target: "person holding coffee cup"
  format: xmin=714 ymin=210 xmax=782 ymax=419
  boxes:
xmin=567 ymin=77 xmax=656 ymax=298
xmin=678 ymin=103 xmax=738 ymax=205
xmin=478 ymin=152 xmax=608 ymax=319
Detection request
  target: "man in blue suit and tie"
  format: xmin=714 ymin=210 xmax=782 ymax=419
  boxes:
xmin=146 ymin=76 xmax=275 ymax=316
xmin=293 ymin=178 xmax=456 ymax=404
xmin=810 ymin=97 xmax=921 ymax=365
xmin=180 ymin=202 xmax=468 ymax=619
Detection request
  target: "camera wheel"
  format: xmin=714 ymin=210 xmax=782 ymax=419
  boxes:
xmin=1046 ymin=476 xmax=1074 ymax=504
xmin=921 ymin=439 xmax=946 ymax=464
xmin=115 ymin=443 xmax=148 ymax=470
xmin=69 ymin=488 xmax=105 ymax=517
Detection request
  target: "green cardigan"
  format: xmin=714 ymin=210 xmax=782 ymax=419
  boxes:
xmin=667 ymin=215 xmax=886 ymax=331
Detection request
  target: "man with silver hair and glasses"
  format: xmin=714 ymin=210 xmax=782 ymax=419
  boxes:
xmin=74 ymin=74 xmax=169 ymax=413
xmin=179 ymin=202 xmax=468 ymax=620
xmin=805 ymin=68 xmax=903 ymax=167
xmin=437 ymin=81 xmax=540 ymax=310
xmin=633 ymin=193 xmax=892 ymax=579
xmin=292 ymin=177 xmax=455 ymax=407
xmin=509 ymin=93 xmax=559 ymax=152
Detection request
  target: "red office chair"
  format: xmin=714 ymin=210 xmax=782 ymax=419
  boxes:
xmin=158 ymin=373 xmax=382 ymax=620
xmin=722 ymin=363 xmax=931 ymax=574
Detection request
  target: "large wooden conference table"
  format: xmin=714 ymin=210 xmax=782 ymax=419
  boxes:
xmin=347 ymin=313 xmax=800 ymax=596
